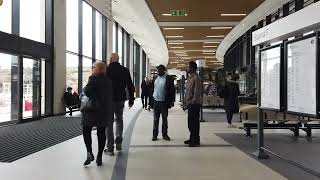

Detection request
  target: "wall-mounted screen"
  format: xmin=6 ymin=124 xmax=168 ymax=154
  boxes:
xmin=260 ymin=46 xmax=281 ymax=110
xmin=287 ymin=36 xmax=317 ymax=116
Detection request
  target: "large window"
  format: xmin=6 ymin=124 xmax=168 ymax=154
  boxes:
xmin=0 ymin=0 xmax=12 ymax=33
xmin=66 ymin=0 xmax=79 ymax=53
xmin=66 ymin=54 xmax=79 ymax=93
xmin=112 ymin=22 xmax=117 ymax=53
xmin=20 ymin=0 xmax=45 ymax=42
xmin=95 ymin=12 xmax=103 ymax=61
xmin=82 ymin=57 xmax=92 ymax=88
xmin=118 ymin=27 xmax=123 ymax=64
xmin=82 ymin=2 xmax=93 ymax=57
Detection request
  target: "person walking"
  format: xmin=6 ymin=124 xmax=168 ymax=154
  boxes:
xmin=104 ymin=53 xmax=135 ymax=155
xmin=141 ymin=77 xmax=150 ymax=110
xmin=224 ymin=74 xmax=240 ymax=128
xmin=152 ymin=65 xmax=175 ymax=141
xmin=184 ymin=61 xmax=202 ymax=147
xmin=80 ymin=62 xmax=113 ymax=166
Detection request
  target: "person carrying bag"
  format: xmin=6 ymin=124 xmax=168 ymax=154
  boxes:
xmin=80 ymin=61 xmax=113 ymax=166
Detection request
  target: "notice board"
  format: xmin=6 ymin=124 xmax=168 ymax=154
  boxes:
xmin=286 ymin=36 xmax=318 ymax=116
xmin=260 ymin=46 xmax=281 ymax=110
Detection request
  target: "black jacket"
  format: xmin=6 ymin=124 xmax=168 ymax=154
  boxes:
xmin=106 ymin=62 xmax=135 ymax=104
xmin=81 ymin=75 xmax=114 ymax=127
xmin=224 ymin=81 xmax=240 ymax=113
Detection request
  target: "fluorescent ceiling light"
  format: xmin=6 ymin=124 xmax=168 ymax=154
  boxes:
xmin=168 ymin=42 xmax=183 ymax=45
xmin=162 ymin=13 xmax=172 ymax=16
xmin=221 ymin=13 xmax=247 ymax=16
xmin=206 ymin=35 xmax=225 ymax=38
xmin=166 ymin=36 xmax=183 ymax=38
xmin=164 ymin=28 xmax=185 ymax=30
xmin=181 ymin=57 xmax=191 ymax=60
xmin=170 ymin=62 xmax=179 ymax=64
xmin=205 ymin=56 xmax=215 ymax=58
xmin=203 ymin=53 xmax=215 ymax=55
xmin=204 ymin=42 xmax=220 ymax=44
xmin=211 ymin=26 xmax=233 ymax=29
xmin=176 ymin=54 xmax=188 ymax=57
xmin=170 ymin=46 xmax=184 ymax=49
xmin=202 ymin=50 xmax=215 ymax=53
xmin=203 ymin=46 xmax=218 ymax=48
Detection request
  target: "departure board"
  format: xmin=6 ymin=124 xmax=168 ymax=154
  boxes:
xmin=287 ymin=36 xmax=317 ymax=115
xmin=260 ymin=46 xmax=281 ymax=110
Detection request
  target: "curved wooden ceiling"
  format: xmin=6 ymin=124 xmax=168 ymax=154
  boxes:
xmin=146 ymin=0 xmax=265 ymax=70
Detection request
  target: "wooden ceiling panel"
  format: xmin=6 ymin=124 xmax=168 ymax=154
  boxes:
xmin=146 ymin=0 xmax=264 ymax=22
xmin=146 ymin=0 xmax=264 ymax=70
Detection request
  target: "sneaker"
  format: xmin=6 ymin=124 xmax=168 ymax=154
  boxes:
xmin=152 ymin=136 xmax=158 ymax=141
xmin=227 ymin=124 xmax=237 ymax=128
xmin=104 ymin=149 xmax=115 ymax=156
xmin=184 ymin=140 xmax=190 ymax=145
xmin=163 ymin=134 xmax=171 ymax=141
xmin=116 ymin=144 xmax=122 ymax=151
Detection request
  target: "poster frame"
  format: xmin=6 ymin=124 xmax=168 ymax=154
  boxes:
xmin=284 ymin=32 xmax=319 ymax=118
xmin=259 ymin=44 xmax=284 ymax=112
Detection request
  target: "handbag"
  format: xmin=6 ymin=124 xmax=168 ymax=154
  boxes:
xmin=80 ymin=92 xmax=97 ymax=112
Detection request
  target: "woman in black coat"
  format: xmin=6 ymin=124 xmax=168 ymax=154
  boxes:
xmin=224 ymin=74 xmax=240 ymax=128
xmin=81 ymin=62 xmax=113 ymax=166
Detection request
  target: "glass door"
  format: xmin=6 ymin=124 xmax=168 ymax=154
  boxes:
xmin=0 ymin=53 xmax=19 ymax=123
xmin=23 ymin=57 xmax=41 ymax=119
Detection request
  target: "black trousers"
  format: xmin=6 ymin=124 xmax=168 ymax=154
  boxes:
xmin=226 ymin=111 xmax=233 ymax=124
xmin=188 ymin=104 xmax=201 ymax=143
xmin=153 ymin=101 xmax=168 ymax=136
xmin=141 ymin=94 xmax=149 ymax=109
xmin=83 ymin=126 xmax=106 ymax=157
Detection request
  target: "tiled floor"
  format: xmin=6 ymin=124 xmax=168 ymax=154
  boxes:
xmin=0 ymin=102 xmax=287 ymax=180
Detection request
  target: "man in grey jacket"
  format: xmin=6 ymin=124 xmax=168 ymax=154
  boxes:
xmin=184 ymin=61 xmax=202 ymax=147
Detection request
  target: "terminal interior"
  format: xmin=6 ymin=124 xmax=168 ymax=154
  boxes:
xmin=1 ymin=0 xmax=320 ymax=179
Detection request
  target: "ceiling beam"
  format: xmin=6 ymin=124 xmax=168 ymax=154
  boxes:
xmin=158 ymin=21 xmax=240 ymax=27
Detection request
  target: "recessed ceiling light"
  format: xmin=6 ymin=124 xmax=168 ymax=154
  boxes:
xmin=162 ymin=13 xmax=172 ymax=16
xmin=221 ymin=13 xmax=247 ymax=16
xmin=163 ymin=28 xmax=185 ymax=30
xmin=206 ymin=35 xmax=225 ymax=38
xmin=176 ymin=54 xmax=188 ymax=57
xmin=170 ymin=46 xmax=184 ymax=49
xmin=161 ymin=13 xmax=188 ymax=16
xmin=166 ymin=36 xmax=183 ymax=38
xmin=170 ymin=62 xmax=179 ymax=64
xmin=211 ymin=26 xmax=233 ymax=29
xmin=203 ymin=46 xmax=218 ymax=48
xmin=204 ymin=42 xmax=220 ymax=44
xmin=168 ymin=42 xmax=183 ymax=45
xmin=205 ymin=56 xmax=215 ymax=58
xmin=203 ymin=53 xmax=215 ymax=55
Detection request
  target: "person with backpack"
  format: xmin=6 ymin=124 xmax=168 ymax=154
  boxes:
xmin=80 ymin=62 xmax=113 ymax=166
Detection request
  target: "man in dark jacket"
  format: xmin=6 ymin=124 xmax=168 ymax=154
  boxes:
xmin=152 ymin=65 xmax=175 ymax=141
xmin=224 ymin=74 xmax=240 ymax=128
xmin=105 ymin=53 xmax=135 ymax=155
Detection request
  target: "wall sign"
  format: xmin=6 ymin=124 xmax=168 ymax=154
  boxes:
xmin=252 ymin=1 xmax=320 ymax=46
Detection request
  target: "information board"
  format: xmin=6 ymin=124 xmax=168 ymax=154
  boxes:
xmin=260 ymin=46 xmax=281 ymax=110
xmin=287 ymin=36 xmax=317 ymax=115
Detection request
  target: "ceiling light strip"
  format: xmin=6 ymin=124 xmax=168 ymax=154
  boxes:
xmin=221 ymin=13 xmax=247 ymax=16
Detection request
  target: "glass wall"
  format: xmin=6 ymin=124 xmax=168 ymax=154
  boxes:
xmin=20 ymin=0 xmax=46 ymax=43
xmin=118 ymin=26 xmax=123 ymax=64
xmin=0 ymin=0 xmax=12 ymax=33
xmin=82 ymin=2 xmax=93 ymax=58
xmin=113 ymin=22 xmax=117 ymax=53
xmin=95 ymin=12 xmax=103 ymax=61
xmin=66 ymin=1 xmax=109 ymax=93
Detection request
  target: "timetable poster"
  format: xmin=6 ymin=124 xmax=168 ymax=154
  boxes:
xmin=287 ymin=36 xmax=317 ymax=115
xmin=260 ymin=47 xmax=281 ymax=109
